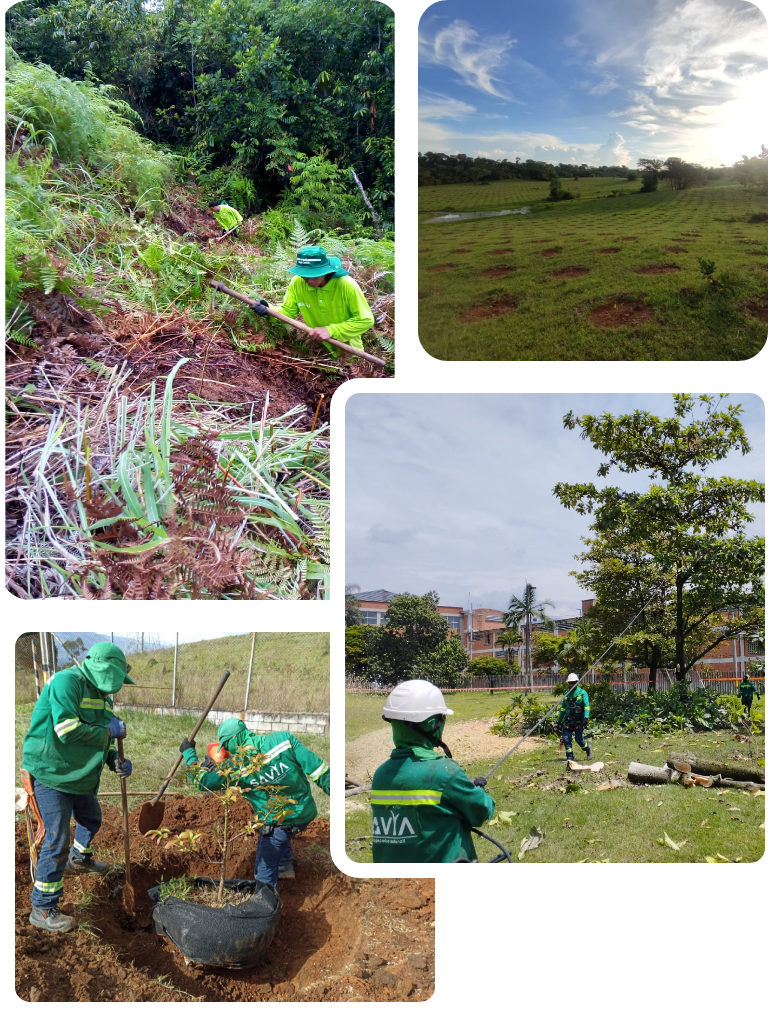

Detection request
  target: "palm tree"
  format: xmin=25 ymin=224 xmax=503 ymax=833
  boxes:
xmin=559 ymin=616 xmax=600 ymax=673
xmin=345 ymin=584 xmax=363 ymax=627
xmin=505 ymin=583 xmax=555 ymax=687
xmin=495 ymin=629 xmax=522 ymax=687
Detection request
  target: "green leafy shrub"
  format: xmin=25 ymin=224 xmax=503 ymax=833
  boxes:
xmin=492 ymin=693 xmax=559 ymax=738
xmin=587 ymin=681 xmax=733 ymax=734
xmin=466 ymin=656 xmax=518 ymax=678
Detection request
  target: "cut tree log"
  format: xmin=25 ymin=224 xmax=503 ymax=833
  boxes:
xmin=627 ymin=761 xmax=676 ymax=785
xmin=713 ymin=776 xmax=765 ymax=791
xmin=567 ymin=760 xmax=605 ymax=772
xmin=667 ymin=753 xmax=764 ymax=783
xmin=345 ymin=784 xmax=372 ymax=798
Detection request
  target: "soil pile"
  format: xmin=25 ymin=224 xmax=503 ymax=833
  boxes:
xmin=15 ymin=796 xmax=434 ymax=1002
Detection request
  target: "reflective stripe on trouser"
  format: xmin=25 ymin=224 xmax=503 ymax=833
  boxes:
xmin=562 ymin=727 xmax=589 ymax=756
xmin=30 ymin=780 xmax=102 ymax=909
xmin=370 ymin=790 xmax=443 ymax=806
xmin=254 ymin=823 xmax=309 ymax=888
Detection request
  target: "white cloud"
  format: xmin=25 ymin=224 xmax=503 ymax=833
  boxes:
xmin=589 ymin=132 xmax=632 ymax=164
xmin=588 ymin=74 xmax=619 ymax=95
xmin=419 ymin=19 xmax=519 ymax=99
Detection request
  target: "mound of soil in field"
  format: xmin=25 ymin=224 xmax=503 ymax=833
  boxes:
xmin=635 ymin=264 xmax=679 ymax=275
xmin=480 ymin=267 xmax=514 ymax=278
xmin=452 ymin=248 xmax=472 ymax=253
xmin=552 ymin=267 xmax=590 ymax=278
xmin=540 ymin=249 xmax=560 ymax=258
xmin=459 ymin=297 xmax=518 ymax=322
xmin=621 ymin=236 xmax=637 ymax=240
xmin=530 ymin=239 xmax=553 ymax=244
xmin=14 ymin=797 xmax=434 ymax=1003
xmin=599 ymin=248 xmax=620 ymax=254
xmin=427 ymin=264 xmax=456 ymax=272
xmin=667 ymin=246 xmax=688 ymax=253
xmin=740 ymin=297 xmax=768 ymax=322
xmin=590 ymin=300 xmax=655 ymax=328
xmin=489 ymin=248 xmax=514 ymax=255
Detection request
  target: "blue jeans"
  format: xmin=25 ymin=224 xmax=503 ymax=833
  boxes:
xmin=30 ymin=780 xmax=102 ymax=908
xmin=254 ymin=823 xmax=309 ymax=887
xmin=562 ymin=725 xmax=589 ymax=757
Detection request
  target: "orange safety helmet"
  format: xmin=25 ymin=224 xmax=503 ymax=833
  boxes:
xmin=207 ymin=742 xmax=230 ymax=763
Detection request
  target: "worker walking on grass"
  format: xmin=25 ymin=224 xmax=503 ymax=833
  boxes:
xmin=738 ymin=676 xmax=761 ymax=716
xmin=252 ymin=245 xmax=374 ymax=358
xmin=21 ymin=643 xmax=134 ymax=933
xmin=180 ymin=718 xmax=329 ymax=887
xmin=558 ymin=673 xmax=593 ymax=762
xmin=370 ymin=680 xmax=494 ymax=863
xmin=208 ymin=199 xmax=243 ymax=239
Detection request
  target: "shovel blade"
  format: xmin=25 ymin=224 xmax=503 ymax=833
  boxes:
xmin=137 ymin=799 xmax=166 ymax=836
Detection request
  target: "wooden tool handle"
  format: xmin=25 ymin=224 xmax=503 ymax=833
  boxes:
xmin=208 ymin=279 xmax=387 ymax=368
xmin=151 ymin=670 xmax=231 ymax=805
xmin=116 ymin=737 xmax=132 ymax=888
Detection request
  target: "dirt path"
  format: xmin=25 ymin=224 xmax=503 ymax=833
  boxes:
xmin=346 ymin=719 xmax=544 ymax=783
xmin=15 ymin=795 xmax=433 ymax=1002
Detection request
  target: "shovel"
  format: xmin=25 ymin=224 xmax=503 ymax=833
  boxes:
xmin=116 ymin=735 xmax=135 ymax=911
xmin=137 ymin=669 xmax=231 ymax=835
xmin=207 ymin=279 xmax=388 ymax=369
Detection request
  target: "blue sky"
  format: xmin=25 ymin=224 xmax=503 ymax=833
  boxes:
xmin=419 ymin=0 xmax=768 ymax=167
xmin=346 ymin=394 xmax=765 ymax=618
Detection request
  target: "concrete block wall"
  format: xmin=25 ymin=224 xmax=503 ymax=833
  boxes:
xmin=119 ymin=703 xmax=329 ymax=736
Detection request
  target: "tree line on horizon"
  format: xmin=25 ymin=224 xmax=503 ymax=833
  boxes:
xmin=418 ymin=148 xmax=767 ymax=194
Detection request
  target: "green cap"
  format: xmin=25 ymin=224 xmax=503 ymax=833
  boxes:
xmin=287 ymin=245 xmax=348 ymax=279
xmin=217 ymin=717 xmax=247 ymax=748
xmin=81 ymin=641 xmax=134 ymax=694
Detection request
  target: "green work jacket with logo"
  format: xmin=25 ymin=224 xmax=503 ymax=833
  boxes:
xmin=557 ymin=685 xmax=590 ymax=725
xmin=183 ymin=730 xmax=330 ymax=825
xmin=213 ymin=204 xmax=243 ymax=231
xmin=22 ymin=668 xmax=119 ymax=794
xmin=370 ymin=747 xmax=495 ymax=863
xmin=274 ymin=274 xmax=374 ymax=353
xmin=739 ymin=678 xmax=760 ymax=699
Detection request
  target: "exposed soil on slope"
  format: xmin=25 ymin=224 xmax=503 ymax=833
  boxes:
xmin=552 ymin=267 xmax=590 ymax=278
xmin=15 ymin=798 xmax=434 ymax=1002
xmin=635 ymin=264 xmax=680 ymax=275
xmin=459 ymin=297 xmax=518 ymax=322
xmin=480 ymin=267 xmax=514 ymax=278
xmin=590 ymin=300 xmax=656 ymax=327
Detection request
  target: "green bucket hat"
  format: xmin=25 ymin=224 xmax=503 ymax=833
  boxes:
xmin=217 ymin=717 xmax=247 ymax=748
xmin=80 ymin=641 xmax=135 ymax=694
xmin=287 ymin=245 xmax=348 ymax=279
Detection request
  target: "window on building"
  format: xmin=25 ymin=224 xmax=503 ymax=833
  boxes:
xmin=747 ymin=637 xmax=764 ymax=655
xmin=443 ymin=614 xmax=462 ymax=631
xmin=359 ymin=610 xmax=386 ymax=626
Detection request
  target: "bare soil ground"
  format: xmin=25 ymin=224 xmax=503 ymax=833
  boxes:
xmin=553 ymin=267 xmax=590 ymax=278
xmin=459 ymin=297 xmax=519 ymax=322
xmin=15 ymin=795 xmax=434 ymax=1002
xmin=346 ymin=719 xmax=544 ymax=784
xmin=589 ymin=300 xmax=656 ymax=328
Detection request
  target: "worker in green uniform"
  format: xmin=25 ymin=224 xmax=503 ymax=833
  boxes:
xmin=738 ymin=676 xmax=761 ymax=715
xmin=21 ymin=642 xmax=134 ymax=933
xmin=208 ymin=199 xmax=243 ymax=238
xmin=370 ymin=680 xmax=494 ymax=863
xmin=557 ymin=673 xmax=593 ymax=762
xmin=251 ymin=245 xmax=374 ymax=357
xmin=180 ymin=718 xmax=330 ymax=886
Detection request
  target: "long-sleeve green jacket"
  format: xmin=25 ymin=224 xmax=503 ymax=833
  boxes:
xmin=557 ymin=685 xmax=590 ymax=725
xmin=739 ymin=678 xmax=760 ymax=699
xmin=213 ymin=203 xmax=243 ymax=231
xmin=22 ymin=668 xmax=120 ymax=794
xmin=272 ymin=274 xmax=374 ymax=353
xmin=184 ymin=729 xmax=329 ymax=825
xmin=370 ymin=724 xmax=495 ymax=863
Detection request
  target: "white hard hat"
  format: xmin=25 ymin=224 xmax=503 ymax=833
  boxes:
xmin=382 ymin=680 xmax=454 ymax=722
xmin=566 ymin=673 xmax=580 ymax=683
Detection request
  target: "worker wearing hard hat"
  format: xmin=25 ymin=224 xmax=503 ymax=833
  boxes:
xmin=21 ymin=642 xmax=134 ymax=933
xmin=370 ymin=680 xmax=495 ymax=863
xmin=557 ymin=673 xmax=593 ymax=762
xmin=180 ymin=718 xmax=330 ymax=887
xmin=738 ymin=675 xmax=761 ymax=716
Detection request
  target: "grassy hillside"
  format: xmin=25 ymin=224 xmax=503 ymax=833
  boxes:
xmin=418 ymin=179 xmax=767 ymax=361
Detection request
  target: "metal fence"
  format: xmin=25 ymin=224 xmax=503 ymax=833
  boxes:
xmin=16 ymin=632 xmax=330 ymax=714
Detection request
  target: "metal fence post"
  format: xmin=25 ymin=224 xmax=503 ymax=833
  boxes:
xmin=244 ymin=632 xmax=257 ymax=712
xmin=172 ymin=633 xmax=178 ymax=707
xmin=32 ymin=640 xmax=41 ymax=698
xmin=39 ymin=632 xmax=50 ymax=686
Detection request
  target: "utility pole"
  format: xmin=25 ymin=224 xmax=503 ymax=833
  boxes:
xmin=172 ymin=633 xmax=178 ymax=707
xmin=244 ymin=632 xmax=257 ymax=712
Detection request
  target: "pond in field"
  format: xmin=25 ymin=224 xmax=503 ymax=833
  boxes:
xmin=424 ymin=207 xmax=532 ymax=223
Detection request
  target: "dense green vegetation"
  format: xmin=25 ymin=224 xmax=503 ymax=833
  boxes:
xmin=418 ymin=177 xmax=767 ymax=361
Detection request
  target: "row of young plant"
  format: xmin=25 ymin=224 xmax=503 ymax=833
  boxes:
xmin=492 ymin=683 xmax=765 ymax=739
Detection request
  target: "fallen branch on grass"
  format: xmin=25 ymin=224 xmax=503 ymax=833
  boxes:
xmin=627 ymin=760 xmax=765 ymax=790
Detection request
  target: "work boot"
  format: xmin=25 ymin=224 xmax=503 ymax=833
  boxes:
xmin=65 ymin=854 xmax=109 ymax=875
xmin=277 ymin=866 xmax=296 ymax=880
xmin=586 ymin=745 xmax=594 ymax=761
xmin=29 ymin=906 xmax=76 ymax=934
xmin=566 ymin=753 xmax=574 ymax=762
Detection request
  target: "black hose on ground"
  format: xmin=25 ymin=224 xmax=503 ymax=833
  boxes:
xmin=453 ymin=827 xmax=512 ymax=863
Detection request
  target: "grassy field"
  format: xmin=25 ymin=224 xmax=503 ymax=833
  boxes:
xmin=418 ymin=178 xmax=768 ymax=361
xmin=15 ymin=704 xmax=330 ymax=820
xmin=345 ymin=692 xmax=764 ymax=863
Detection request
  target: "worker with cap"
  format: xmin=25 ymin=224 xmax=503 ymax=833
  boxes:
xmin=179 ymin=718 xmax=330 ymax=886
xmin=21 ymin=642 xmax=134 ymax=933
xmin=370 ymin=679 xmax=495 ymax=863
xmin=208 ymin=199 xmax=243 ymax=238
xmin=557 ymin=673 xmax=593 ymax=762
xmin=738 ymin=675 xmax=761 ymax=716
xmin=251 ymin=245 xmax=374 ymax=358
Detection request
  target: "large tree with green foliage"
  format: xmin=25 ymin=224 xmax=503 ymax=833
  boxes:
xmin=554 ymin=395 xmax=764 ymax=685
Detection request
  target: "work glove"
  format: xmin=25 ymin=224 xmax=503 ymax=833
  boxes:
xmin=472 ymin=776 xmax=488 ymax=789
xmin=116 ymin=758 xmax=132 ymax=779
xmin=251 ymin=299 xmax=269 ymax=317
xmin=179 ymin=737 xmax=196 ymax=754
xmin=583 ymin=717 xmax=589 ymax=728
xmin=200 ymin=756 xmax=216 ymax=771
xmin=107 ymin=716 xmax=126 ymax=739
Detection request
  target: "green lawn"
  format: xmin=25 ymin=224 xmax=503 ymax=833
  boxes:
xmin=418 ymin=179 xmax=768 ymax=361
xmin=345 ymin=693 xmax=764 ymax=863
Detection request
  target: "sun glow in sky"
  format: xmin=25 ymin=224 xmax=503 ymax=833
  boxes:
xmin=418 ymin=0 xmax=768 ymax=168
